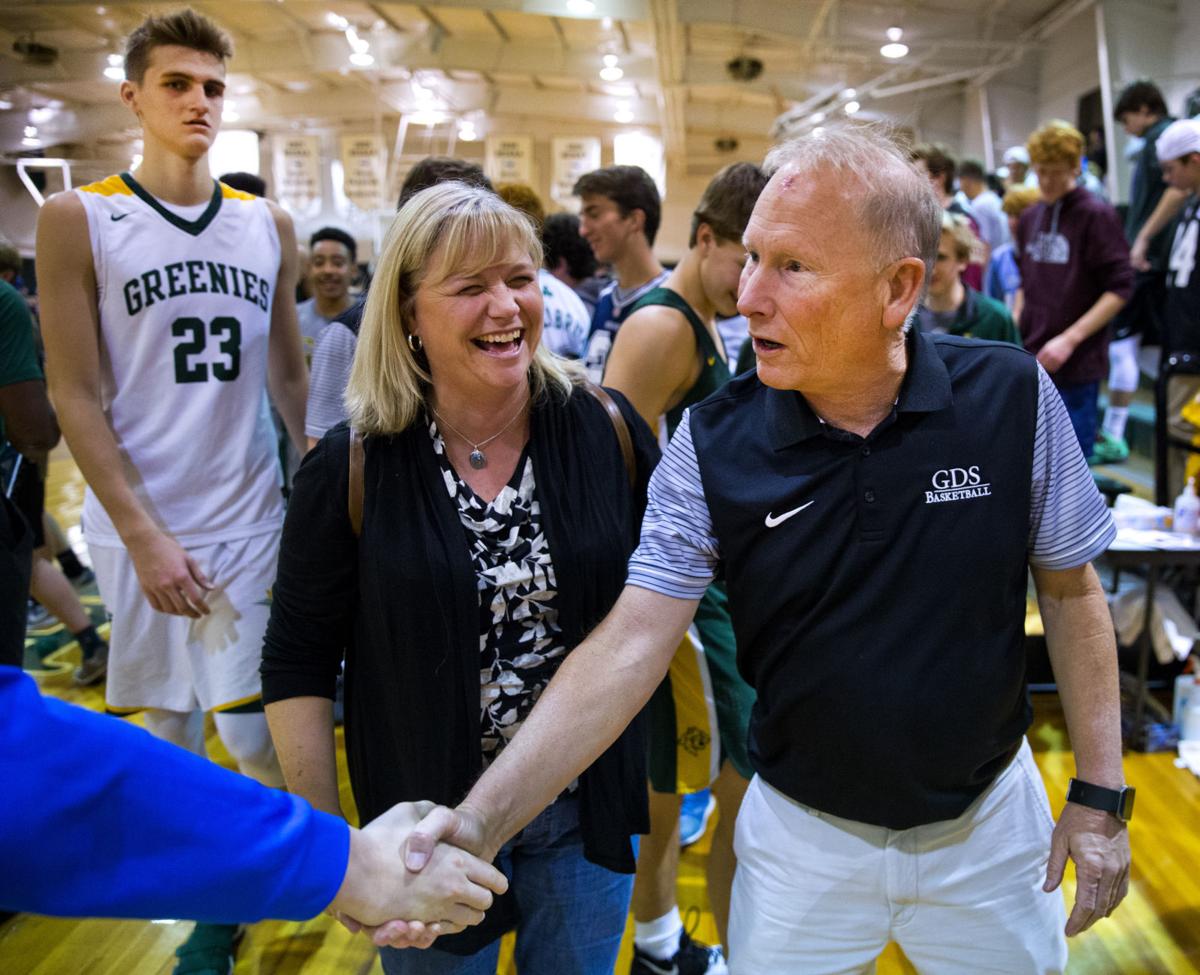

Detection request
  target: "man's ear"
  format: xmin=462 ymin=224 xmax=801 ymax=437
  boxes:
xmin=119 ymin=80 xmax=139 ymax=114
xmin=696 ymin=222 xmax=715 ymax=252
xmin=881 ymin=257 xmax=926 ymax=332
xmin=627 ymin=208 xmax=646 ymax=236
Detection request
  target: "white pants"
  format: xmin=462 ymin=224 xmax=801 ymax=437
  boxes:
xmin=729 ymin=739 xmax=1068 ymax=974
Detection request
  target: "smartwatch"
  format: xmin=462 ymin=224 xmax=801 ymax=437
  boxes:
xmin=1066 ymin=778 xmax=1135 ymax=823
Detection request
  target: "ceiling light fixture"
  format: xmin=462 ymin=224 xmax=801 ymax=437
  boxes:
xmin=0 ymin=99 xmax=12 ymax=110
xmin=567 ymin=0 xmax=595 ymax=15
xmin=24 ymin=125 xmax=38 ymax=137
xmin=458 ymin=119 xmax=477 ymax=141
xmin=349 ymin=50 xmax=374 ymax=66
xmin=880 ymin=26 xmax=907 ymax=58
xmin=326 ymin=12 xmax=349 ymax=29
xmin=812 ymin=126 xmax=825 ymax=137
xmin=844 ymin=100 xmax=860 ymax=114
xmin=22 ymin=136 xmax=40 ymax=147
xmin=222 ymin=102 xmax=240 ymax=122
xmin=841 ymin=88 xmax=856 ymax=100
xmin=811 ymin=111 xmax=825 ymax=123
xmin=104 ymin=53 xmax=124 ymax=80
xmin=614 ymin=102 xmax=633 ymax=124
xmin=600 ymin=53 xmax=623 ymax=81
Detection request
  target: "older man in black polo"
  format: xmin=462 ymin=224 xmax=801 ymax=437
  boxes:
xmin=402 ymin=126 xmax=1131 ymax=974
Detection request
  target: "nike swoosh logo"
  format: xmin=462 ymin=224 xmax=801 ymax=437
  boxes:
xmin=110 ymin=212 xmax=131 ymax=221
xmin=764 ymin=500 xmax=814 ymax=528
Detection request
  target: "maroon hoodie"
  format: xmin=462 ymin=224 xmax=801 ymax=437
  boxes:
xmin=1016 ymin=187 xmax=1133 ymax=386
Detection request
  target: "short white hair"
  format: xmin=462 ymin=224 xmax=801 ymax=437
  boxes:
xmin=764 ymin=123 xmax=942 ymax=287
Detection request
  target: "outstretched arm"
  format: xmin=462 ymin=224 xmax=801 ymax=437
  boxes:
xmin=411 ymin=585 xmax=697 ymax=863
xmin=1130 ymin=186 xmax=1188 ymax=271
xmin=0 ymin=666 xmax=506 ymax=928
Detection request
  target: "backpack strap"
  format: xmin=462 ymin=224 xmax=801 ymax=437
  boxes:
xmin=583 ymin=381 xmax=636 ymax=491
xmin=348 ymin=428 xmax=364 ymax=537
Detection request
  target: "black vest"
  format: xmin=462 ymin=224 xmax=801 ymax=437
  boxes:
xmin=690 ymin=332 xmax=1039 ymax=828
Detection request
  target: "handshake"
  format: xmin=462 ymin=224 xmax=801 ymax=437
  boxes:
xmin=326 ymin=801 xmax=498 ymax=949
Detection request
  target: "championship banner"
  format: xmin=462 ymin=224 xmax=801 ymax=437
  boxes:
xmin=273 ymin=135 xmax=321 ymax=211
xmin=485 ymin=135 xmax=533 ymax=184
xmin=550 ymin=137 xmax=600 ymax=207
xmin=340 ymin=134 xmax=387 ymax=211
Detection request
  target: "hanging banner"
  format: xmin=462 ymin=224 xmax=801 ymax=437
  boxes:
xmin=340 ymin=133 xmax=387 ymax=210
xmin=550 ymin=136 xmax=601 ymax=207
xmin=485 ymin=135 xmax=533 ymax=184
xmin=614 ymin=131 xmax=666 ymax=200
xmin=273 ymin=134 xmax=321 ymax=211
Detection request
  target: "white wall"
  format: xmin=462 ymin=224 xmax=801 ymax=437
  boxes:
xmin=1036 ymin=8 xmax=1100 ymax=127
xmin=0 ymin=169 xmax=39 ymax=255
xmin=980 ymin=71 xmax=1041 ymax=167
xmin=1165 ymin=0 xmax=1200 ymax=115
xmin=1101 ymin=0 xmax=1180 ymax=202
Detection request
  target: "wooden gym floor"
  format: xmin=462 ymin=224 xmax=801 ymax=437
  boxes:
xmin=2 ymin=446 xmax=1199 ymax=974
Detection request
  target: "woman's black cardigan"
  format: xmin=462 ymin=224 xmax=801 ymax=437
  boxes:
xmin=261 ymin=383 xmax=659 ymax=952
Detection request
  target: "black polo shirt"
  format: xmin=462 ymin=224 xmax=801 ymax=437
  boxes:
xmin=638 ymin=331 xmax=1048 ymax=829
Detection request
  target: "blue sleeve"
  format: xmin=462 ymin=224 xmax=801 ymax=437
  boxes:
xmin=0 ymin=666 xmax=349 ymax=922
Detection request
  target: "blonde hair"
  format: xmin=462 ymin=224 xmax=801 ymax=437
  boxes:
xmin=345 ymin=181 xmax=580 ymax=435
xmin=940 ymin=211 xmax=975 ymax=263
xmin=1027 ymin=120 xmax=1084 ymax=168
xmin=495 ymin=182 xmax=546 ymax=230
xmin=1001 ymin=184 xmax=1041 ymax=216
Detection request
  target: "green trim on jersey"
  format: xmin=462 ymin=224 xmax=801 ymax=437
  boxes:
xmin=629 ymin=286 xmax=731 ymax=437
xmin=120 ymin=172 xmax=223 ymax=237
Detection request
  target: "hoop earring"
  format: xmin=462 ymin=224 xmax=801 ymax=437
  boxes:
xmin=407 ymin=333 xmax=423 ymax=353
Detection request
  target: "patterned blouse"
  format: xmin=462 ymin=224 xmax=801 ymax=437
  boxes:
xmin=429 ymin=419 xmax=573 ymax=774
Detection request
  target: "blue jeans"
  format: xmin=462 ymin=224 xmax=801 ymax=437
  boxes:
xmin=379 ymin=796 xmax=634 ymax=975
xmin=1055 ymin=380 xmax=1099 ymax=460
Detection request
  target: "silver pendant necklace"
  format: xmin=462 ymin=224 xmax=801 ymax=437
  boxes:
xmin=431 ymin=398 xmax=528 ymax=470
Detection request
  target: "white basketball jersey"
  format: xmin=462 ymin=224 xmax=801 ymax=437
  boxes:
xmin=76 ymin=173 xmax=284 ymax=547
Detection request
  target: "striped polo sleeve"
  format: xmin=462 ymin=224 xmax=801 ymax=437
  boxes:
xmin=627 ymin=412 xmax=720 ymax=600
xmin=1028 ymin=364 xmax=1117 ymax=568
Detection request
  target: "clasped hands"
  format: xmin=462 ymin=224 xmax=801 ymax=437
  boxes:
xmin=326 ymin=801 xmax=504 ymax=949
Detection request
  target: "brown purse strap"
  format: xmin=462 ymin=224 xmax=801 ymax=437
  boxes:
xmin=348 ymin=427 xmax=364 ymax=537
xmin=583 ymin=381 xmax=636 ymax=491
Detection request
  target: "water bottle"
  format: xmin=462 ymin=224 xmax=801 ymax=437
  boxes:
xmin=1173 ymin=477 xmax=1200 ymax=535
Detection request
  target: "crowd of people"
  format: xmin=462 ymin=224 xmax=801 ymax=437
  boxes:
xmin=4 ymin=5 xmax=1200 ymax=975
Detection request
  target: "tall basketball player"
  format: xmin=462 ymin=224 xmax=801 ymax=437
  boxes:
xmin=35 ymin=10 xmax=307 ymax=973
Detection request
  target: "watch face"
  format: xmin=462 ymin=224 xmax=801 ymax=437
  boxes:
xmin=1117 ymin=787 xmax=1135 ymax=822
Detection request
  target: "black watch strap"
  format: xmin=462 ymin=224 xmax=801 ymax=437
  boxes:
xmin=1066 ymin=778 xmax=1135 ymax=822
